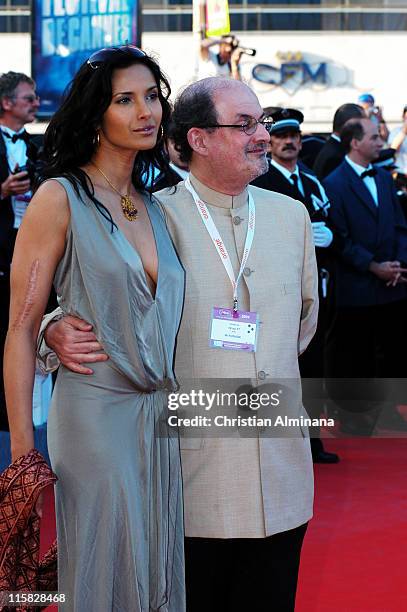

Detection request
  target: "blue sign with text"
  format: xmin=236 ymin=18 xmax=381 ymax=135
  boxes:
xmin=252 ymin=61 xmax=327 ymax=87
xmin=32 ymin=0 xmax=140 ymax=117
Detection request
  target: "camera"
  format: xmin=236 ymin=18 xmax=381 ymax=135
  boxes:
xmin=11 ymin=137 xmax=44 ymax=186
xmin=12 ymin=163 xmax=28 ymax=179
xmin=237 ymin=46 xmax=257 ymax=58
xmin=12 ymin=159 xmax=40 ymax=184
xmin=222 ymin=34 xmax=257 ymax=57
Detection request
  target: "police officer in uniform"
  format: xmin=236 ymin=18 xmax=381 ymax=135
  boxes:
xmin=252 ymin=108 xmax=339 ymax=463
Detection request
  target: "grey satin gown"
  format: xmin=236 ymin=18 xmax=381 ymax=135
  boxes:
xmin=46 ymin=178 xmax=186 ymax=612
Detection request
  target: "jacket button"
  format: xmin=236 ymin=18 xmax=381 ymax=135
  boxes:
xmin=243 ymin=267 xmax=252 ymax=277
xmin=258 ymin=371 xmax=267 ymax=380
xmin=233 ymin=216 xmax=242 ymax=225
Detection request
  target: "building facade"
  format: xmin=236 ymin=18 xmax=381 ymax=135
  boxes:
xmin=1 ymin=1 xmax=406 ymax=131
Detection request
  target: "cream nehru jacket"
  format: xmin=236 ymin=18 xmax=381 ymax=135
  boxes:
xmin=155 ymin=174 xmax=319 ymax=539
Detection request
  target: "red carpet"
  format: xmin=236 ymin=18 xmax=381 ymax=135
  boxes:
xmin=297 ymin=439 xmax=407 ymax=612
xmin=39 ymin=487 xmax=57 ymax=612
xmin=40 ymin=439 xmax=407 ymax=611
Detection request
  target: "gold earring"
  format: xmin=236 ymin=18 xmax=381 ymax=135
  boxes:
xmin=93 ymin=131 xmax=100 ymax=147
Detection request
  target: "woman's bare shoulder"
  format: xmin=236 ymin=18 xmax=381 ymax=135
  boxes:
xmin=29 ymin=179 xmax=71 ymax=220
xmin=33 ymin=178 xmax=69 ymax=202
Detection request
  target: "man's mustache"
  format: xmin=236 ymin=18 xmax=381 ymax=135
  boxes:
xmin=282 ymin=145 xmax=296 ymax=151
xmin=246 ymin=144 xmax=269 ymax=153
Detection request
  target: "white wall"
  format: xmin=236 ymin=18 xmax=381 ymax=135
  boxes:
xmin=2 ymin=31 xmax=405 ymax=132
xmin=144 ymin=31 xmax=407 ymax=132
xmin=0 ymin=34 xmax=31 ymax=75
xmin=0 ymin=34 xmax=42 ymax=131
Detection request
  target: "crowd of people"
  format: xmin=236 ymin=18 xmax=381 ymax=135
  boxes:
xmin=255 ymin=104 xmax=407 ymax=438
xmin=0 ymin=42 xmax=407 ymax=612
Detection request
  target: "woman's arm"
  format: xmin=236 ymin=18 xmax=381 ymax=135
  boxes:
xmin=4 ymin=180 xmax=69 ymax=461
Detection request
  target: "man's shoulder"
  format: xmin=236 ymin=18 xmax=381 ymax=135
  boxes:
xmin=323 ymin=160 xmax=348 ymax=186
xmin=314 ymin=138 xmax=343 ymax=167
xmin=249 ymin=184 xmax=307 ymax=217
xmin=250 ymin=183 xmax=302 ymax=205
xmin=300 ymin=167 xmax=322 ymax=187
xmin=374 ymin=166 xmax=395 ymax=190
xmin=324 ymin=136 xmax=342 ymax=151
xmin=154 ymin=181 xmax=187 ymax=206
xmin=28 ymin=132 xmax=44 ymax=148
xmin=251 ymin=163 xmax=286 ymax=190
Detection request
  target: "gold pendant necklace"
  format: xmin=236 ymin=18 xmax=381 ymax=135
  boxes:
xmin=92 ymin=163 xmax=138 ymax=221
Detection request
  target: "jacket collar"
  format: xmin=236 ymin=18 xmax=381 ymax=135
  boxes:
xmin=0 ymin=130 xmax=6 ymax=156
xmin=189 ymin=172 xmax=248 ymax=210
xmin=0 ymin=132 xmax=9 ymax=184
xmin=270 ymin=158 xmax=299 ymax=182
xmin=343 ymin=159 xmax=378 ymax=216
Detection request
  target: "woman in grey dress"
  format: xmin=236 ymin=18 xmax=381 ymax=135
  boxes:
xmin=4 ymin=46 xmax=185 ymax=611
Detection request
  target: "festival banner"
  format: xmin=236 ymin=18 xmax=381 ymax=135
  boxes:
xmin=32 ymin=0 xmax=141 ymax=117
xmin=206 ymin=0 xmax=230 ymax=38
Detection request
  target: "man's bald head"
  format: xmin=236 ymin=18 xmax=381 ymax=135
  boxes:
xmin=171 ymin=77 xmax=257 ymax=163
xmin=182 ymin=76 xmax=248 ymax=105
xmin=195 ymin=76 xmax=242 ymax=94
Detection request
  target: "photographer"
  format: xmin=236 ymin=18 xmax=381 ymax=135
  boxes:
xmin=200 ymin=34 xmax=255 ymax=80
xmin=0 ymin=71 xmax=41 ymax=431
xmin=358 ymin=93 xmax=389 ymax=142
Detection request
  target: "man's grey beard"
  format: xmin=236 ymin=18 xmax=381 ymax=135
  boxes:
xmin=248 ymin=155 xmax=269 ymax=182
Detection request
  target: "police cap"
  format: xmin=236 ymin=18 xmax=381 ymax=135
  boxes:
xmin=268 ymin=108 xmax=304 ymax=135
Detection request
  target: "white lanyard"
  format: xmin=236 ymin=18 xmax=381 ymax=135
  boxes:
xmin=185 ymin=176 xmax=255 ymax=312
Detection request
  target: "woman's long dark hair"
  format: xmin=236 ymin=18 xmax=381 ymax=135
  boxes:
xmin=39 ymin=47 xmax=172 ymax=227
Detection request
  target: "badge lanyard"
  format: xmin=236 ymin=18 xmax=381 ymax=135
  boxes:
xmin=185 ymin=176 xmax=255 ymax=313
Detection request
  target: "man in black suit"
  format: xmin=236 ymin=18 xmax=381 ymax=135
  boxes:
xmin=252 ymin=108 xmax=339 ymax=463
xmin=324 ymin=118 xmax=407 ymax=432
xmin=0 ymin=71 xmax=41 ymax=430
xmin=314 ymin=103 xmax=364 ymax=180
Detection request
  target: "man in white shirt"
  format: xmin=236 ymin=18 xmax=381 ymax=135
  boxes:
xmin=323 ymin=118 xmax=407 ymax=433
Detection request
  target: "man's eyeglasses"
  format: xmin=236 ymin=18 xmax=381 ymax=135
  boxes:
xmin=87 ymin=45 xmax=146 ymax=69
xmin=202 ymin=116 xmax=274 ymax=136
xmin=12 ymin=95 xmax=40 ymax=103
